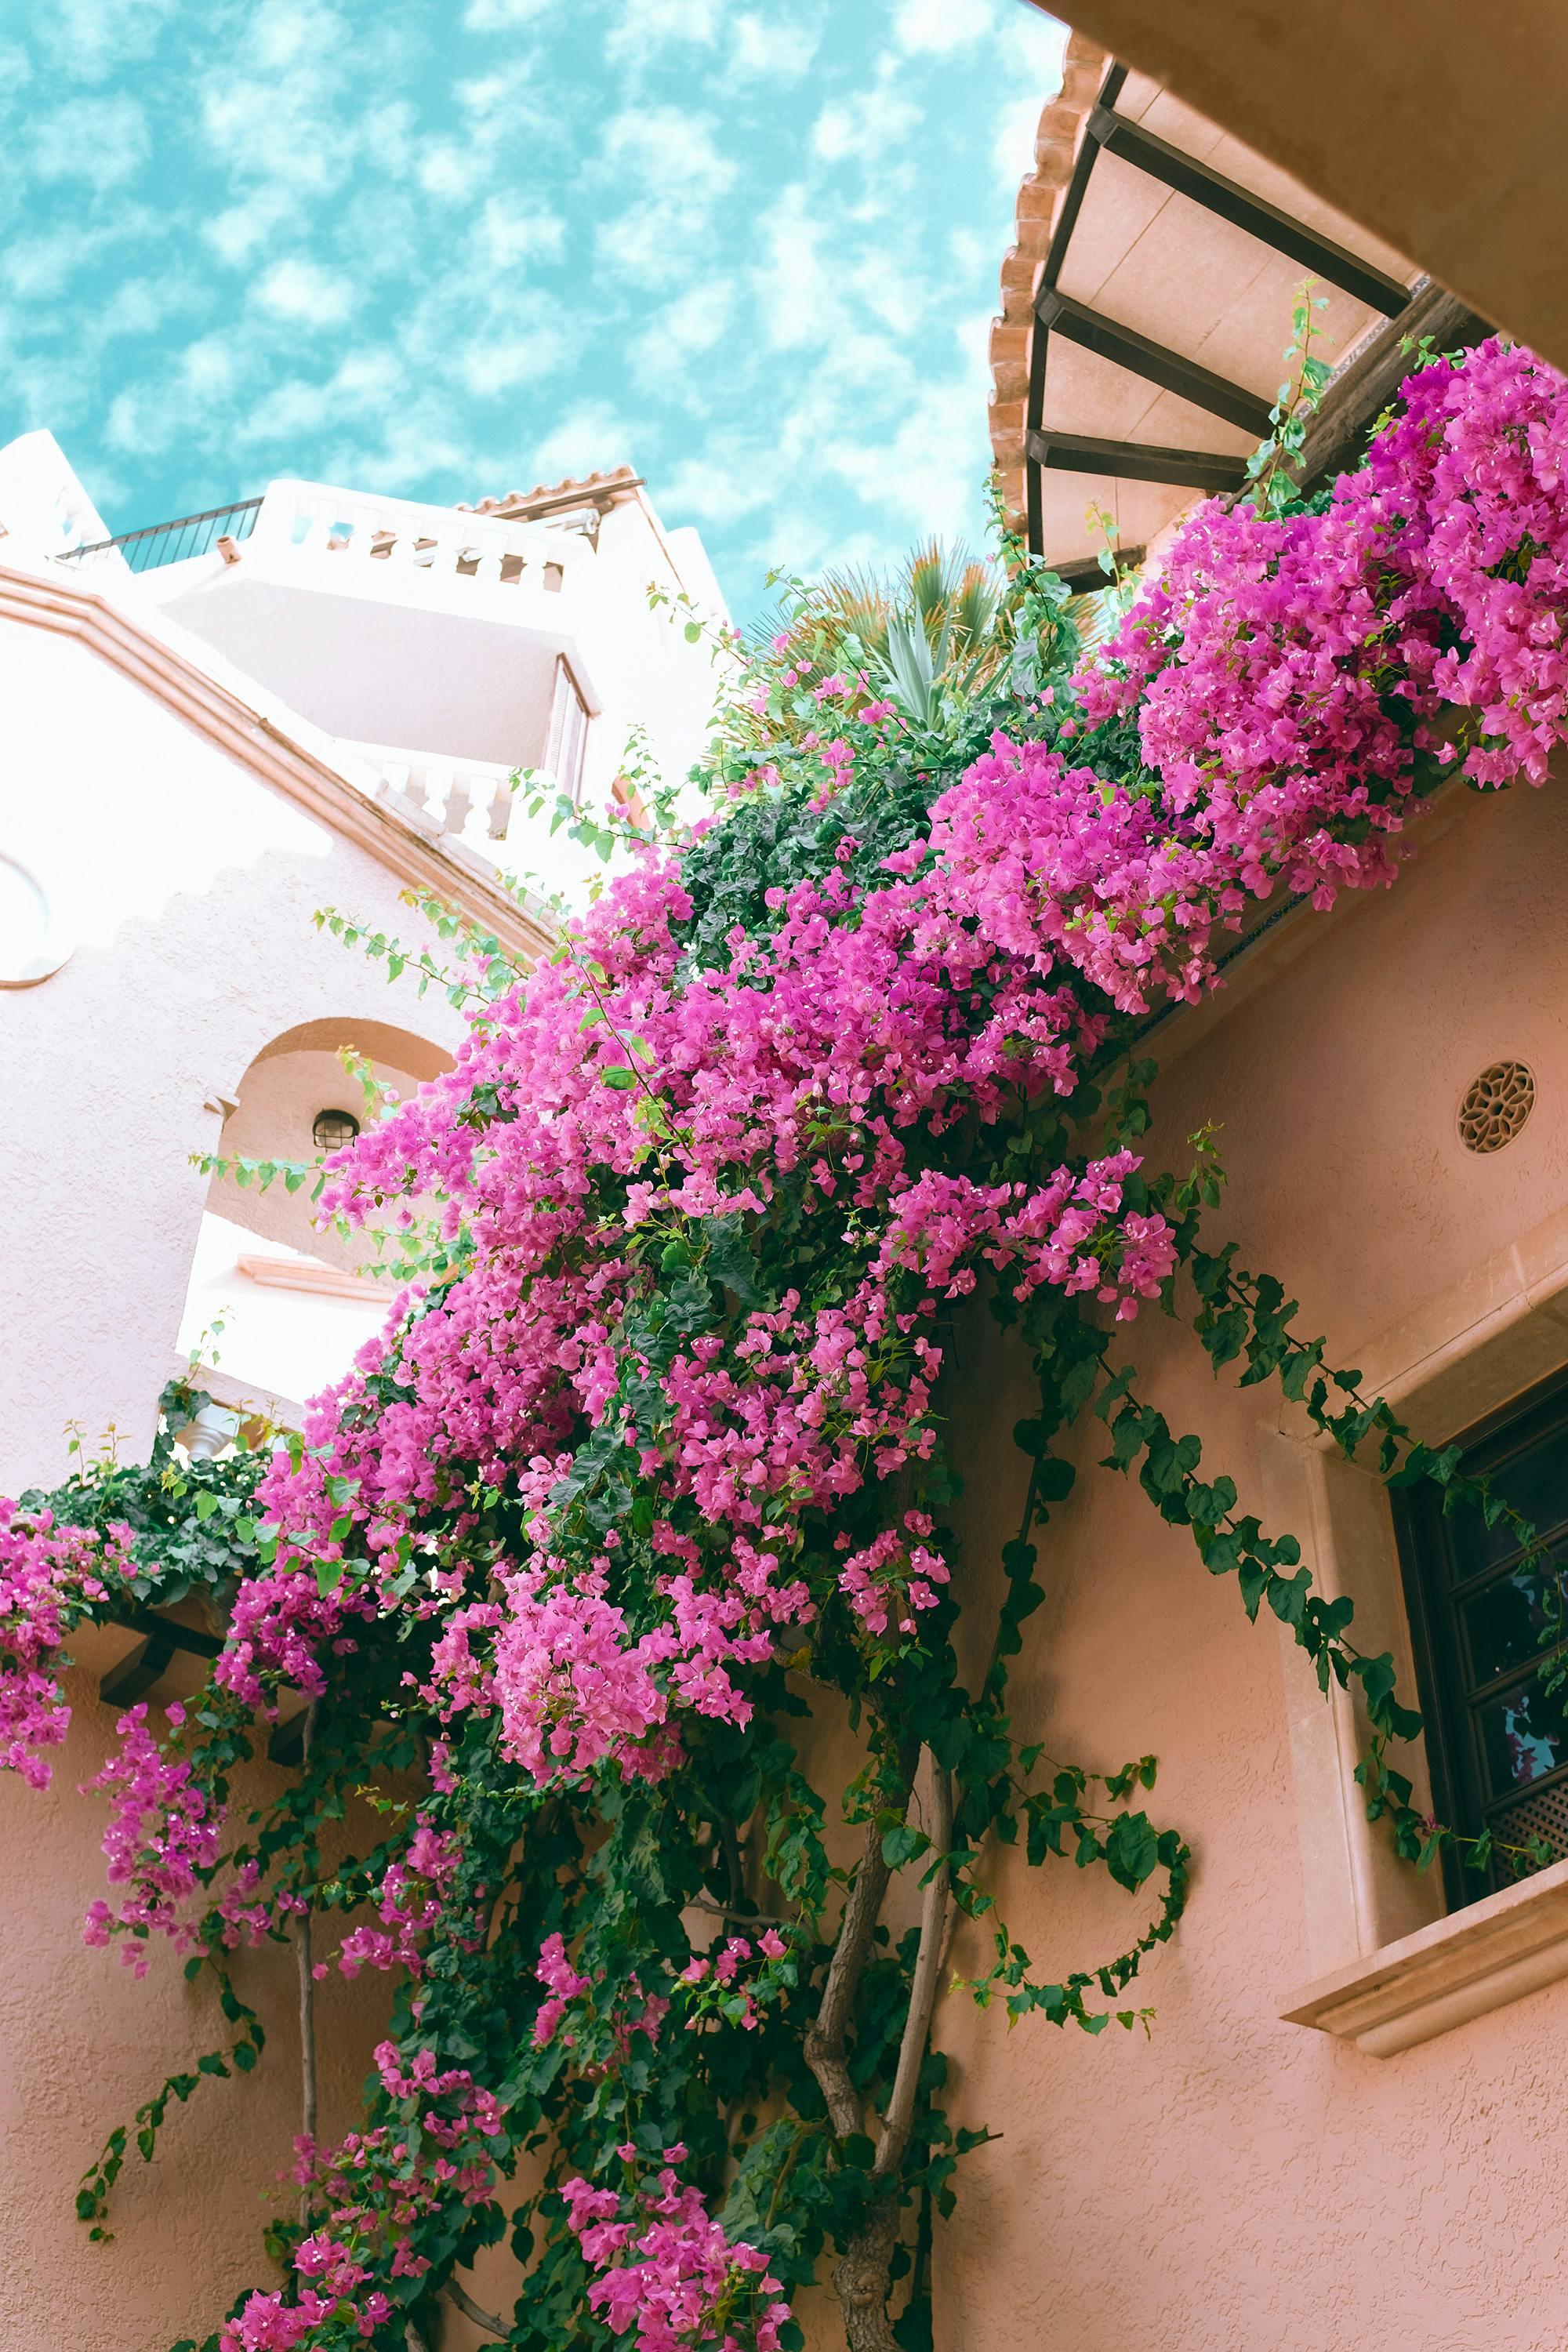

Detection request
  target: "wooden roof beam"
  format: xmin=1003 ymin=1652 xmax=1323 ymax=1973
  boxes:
xmin=1026 ymin=429 xmax=1248 ymax=492
xmin=1034 ymin=288 xmax=1275 ymax=438
xmin=1088 ymin=106 xmax=1411 ymax=316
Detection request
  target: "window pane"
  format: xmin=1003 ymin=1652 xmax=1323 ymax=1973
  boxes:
xmin=1476 ymin=1671 xmax=1568 ymax=1795
xmin=1443 ymin=1443 xmax=1568 ymax=1577
xmin=1461 ymin=1555 xmax=1568 ymax=1686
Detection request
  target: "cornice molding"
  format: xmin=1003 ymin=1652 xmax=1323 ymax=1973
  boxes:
xmin=0 ymin=557 xmax=555 ymax=967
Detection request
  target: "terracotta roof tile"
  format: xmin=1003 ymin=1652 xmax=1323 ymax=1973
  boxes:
xmin=459 ymin=464 xmax=644 ymax=520
xmin=987 ymin=30 xmax=1108 ymax=531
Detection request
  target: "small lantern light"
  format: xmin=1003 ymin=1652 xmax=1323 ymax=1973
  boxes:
xmin=313 ymin=1107 xmax=361 ymax=1152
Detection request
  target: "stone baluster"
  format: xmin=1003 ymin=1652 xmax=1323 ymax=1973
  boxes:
xmin=295 ymin=501 xmax=336 ymax=554
xmin=445 ymin=771 xmax=474 ymax=838
xmin=487 ymin=772 xmax=516 ymax=841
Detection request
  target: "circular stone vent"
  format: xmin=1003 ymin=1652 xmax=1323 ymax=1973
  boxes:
xmin=1458 ymin=1060 xmax=1536 ymax=1154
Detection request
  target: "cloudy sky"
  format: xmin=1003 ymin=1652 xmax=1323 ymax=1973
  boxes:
xmin=0 ymin=0 xmax=1065 ymax=615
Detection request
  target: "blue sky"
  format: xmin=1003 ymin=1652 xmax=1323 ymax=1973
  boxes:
xmin=0 ymin=0 xmax=1065 ymax=616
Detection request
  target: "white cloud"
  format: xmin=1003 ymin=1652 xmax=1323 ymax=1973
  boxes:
xmin=822 ymin=307 xmax=993 ymax=541
xmin=254 ymin=256 xmax=355 ymax=325
xmin=595 ymin=105 xmax=738 ymax=285
xmin=525 ymin=399 xmax=635 ymax=485
xmin=631 ymin=281 xmax=732 ymax=388
xmin=752 ymin=183 xmax=844 ymax=352
xmin=463 ymin=0 xmax=554 ymax=27
xmin=33 ymin=93 xmax=149 ymax=191
xmin=103 ymin=384 xmax=177 ymax=459
xmin=40 ymin=0 xmax=176 ymax=84
xmin=180 ymin=336 xmax=238 ymax=397
xmin=0 ymin=220 xmax=145 ymax=299
xmin=993 ymin=88 xmax=1046 ymax=181
xmin=243 ymin=0 xmax=342 ymax=74
xmin=456 ymin=321 xmax=569 ymax=398
xmin=474 ymin=197 xmax=566 ymax=270
xmin=417 ymin=142 xmax=485 ymax=202
xmin=600 ymin=103 xmax=735 ymax=203
xmin=604 ymin=0 xmax=720 ymax=65
xmin=892 ymin=0 xmax=998 ymax=54
xmin=812 ymin=84 xmax=921 ymax=165
xmin=995 ymin=5 xmax=1069 ymax=83
xmin=205 ymin=190 xmax=295 ymax=267
xmin=728 ymin=9 xmax=823 ymax=82
xmin=98 ymin=278 xmax=175 ymax=337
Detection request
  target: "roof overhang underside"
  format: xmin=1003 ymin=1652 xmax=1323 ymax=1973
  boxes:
xmin=990 ymin=44 xmax=1487 ymax=575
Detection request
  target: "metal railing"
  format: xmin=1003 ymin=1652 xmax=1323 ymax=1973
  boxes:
xmin=62 ymin=495 xmax=263 ymax=574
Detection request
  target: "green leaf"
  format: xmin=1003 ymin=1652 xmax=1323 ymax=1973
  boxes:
xmin=881 ymin=1822 xmax=930 ymax=1869
xmin=1104 ymin=1811 xmax=1160 ymax=1893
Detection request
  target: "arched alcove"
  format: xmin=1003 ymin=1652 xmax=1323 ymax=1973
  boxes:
xmin=180 ymin=1015 xmax=455 ymax=1410
xmin=208 ymin=1014 xmax=454 ymax=1269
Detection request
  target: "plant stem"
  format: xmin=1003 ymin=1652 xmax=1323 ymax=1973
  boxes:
xmin=445 ymin=2278 xmax=509 ymax=2338
xmin=296 ymin=1700 xmax=320 ymax=2227
xmin=803 ymin=1741 xmax=923 ymax=2352
xmin=874 ymin=1759 xmax=953 ymax=2180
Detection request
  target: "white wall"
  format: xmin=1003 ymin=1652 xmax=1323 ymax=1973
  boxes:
xmin=0 ymin=618 xmax=464 ymax=1489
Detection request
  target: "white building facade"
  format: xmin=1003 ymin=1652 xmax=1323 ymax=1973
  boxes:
xmin=0 ymin=429 xmax=725 ymax=1487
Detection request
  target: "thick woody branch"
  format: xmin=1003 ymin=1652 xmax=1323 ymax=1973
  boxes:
xmin=803 ymin=1740 xmax=946 ymax=2352
xmin=445 ymin=2278 xmax=509 ymax=2338
xmin=874 ymin=1761 xmax=953 ymax=2180
xmin=804 ymin=1810 xmax=892 ymax=2138
xmin=804 ymin=1737 xmax=918 ymax=2141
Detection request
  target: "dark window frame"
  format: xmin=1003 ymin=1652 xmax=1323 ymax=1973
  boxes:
xmin=1392 ymin=1368 xmax=1568 ymax=1911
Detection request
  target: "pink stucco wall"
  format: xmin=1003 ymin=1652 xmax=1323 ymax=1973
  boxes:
xmin=0 ymin=1631 xmax=400 ymax=2352
xmin=931 ymin=773 xmax=1568 ymax=2350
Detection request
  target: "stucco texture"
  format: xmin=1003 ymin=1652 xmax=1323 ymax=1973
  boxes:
xmin=0 ymin=1638 xmax=398 ymax=2352
xmin=0 ymin=619 xmax=464 ymax=1492
xmin=930 ymin=774 xmax=1568 ymax=2350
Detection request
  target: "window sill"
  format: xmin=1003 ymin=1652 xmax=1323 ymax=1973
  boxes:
xmin=1279 ymin=1853 xmax=1568 ymax=2056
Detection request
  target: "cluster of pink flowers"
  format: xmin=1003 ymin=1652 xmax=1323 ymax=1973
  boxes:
xmin=218 ymin=2287 xmax=342 ymax=2350
xmin=219 ymin=2035 xmax=510 ymax=2344
xmin=81 ymin=1700 xmax=223 ymax=1971
xmin=531 ymin=1929 xmax=670 ymax=2058
xmin=0 ymin=1503 xmax=131 ymax=1787
xmin=322 ymin=1813 xmax=463 ymax=1980
xmin=1080 ymin=336 xmax=1568 ymax=872
xmin=564 ymin=2152 xmax=789 ymax=2352
xmin=681 ymin=1928 xmax=790 ymax=2031
xmin=179 ymin=343 xmax=1568 ymax=1806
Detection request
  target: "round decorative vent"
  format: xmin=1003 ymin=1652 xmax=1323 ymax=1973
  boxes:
xmin=0 ymin=851 xmax=72 ymax=988
xmin=1458 ymin=1060 xmax=1535 ymax=1154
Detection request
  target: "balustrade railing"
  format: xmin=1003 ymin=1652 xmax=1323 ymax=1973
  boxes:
xmin=340 ymin=740 xmax=519 ymax=848
xmin=61 ymin=497 xmax=263 ymax=574
xmin=56 ymin=479 xmax=586 ymax=598
xmin=255 ymin=479 xmax=581 ymax=597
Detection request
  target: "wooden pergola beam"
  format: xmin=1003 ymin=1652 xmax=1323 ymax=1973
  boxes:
xmin=1087 ymin=106 xmax=1411 ymax=315
xmin=1035 ymin=288 xmax=1274 ymax=439
xmin=1026 ymin=428 xmax=1249 ymax=493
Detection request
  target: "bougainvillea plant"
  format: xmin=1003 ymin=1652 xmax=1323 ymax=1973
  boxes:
xmin=7 ymin=336 xmax=1568 ymax=2352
